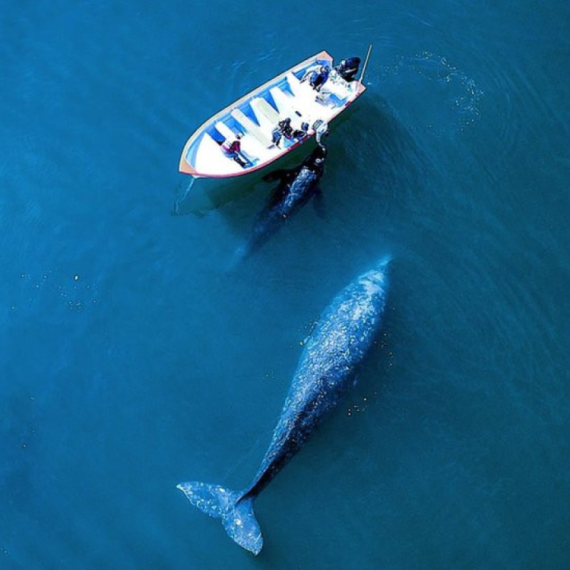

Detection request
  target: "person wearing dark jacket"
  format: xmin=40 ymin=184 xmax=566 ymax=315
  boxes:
xmin=301 ymin=64 xmax=331 ymax=92
xmin=310 ymin=65 xmax=330 ymax=91
xmin=272 ymin=118 xmax=295 ymax=147
xmin=221 ymin=133 xmax=248 ymax=167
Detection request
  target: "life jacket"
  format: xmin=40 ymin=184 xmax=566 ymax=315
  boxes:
xmin=222 ymin=140 xmax=240 ymax=153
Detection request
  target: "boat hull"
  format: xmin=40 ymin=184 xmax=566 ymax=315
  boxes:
xmin=178 ymin=51 xmax=366 ymax=179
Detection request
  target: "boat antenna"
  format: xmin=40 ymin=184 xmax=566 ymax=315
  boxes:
xmin=358 ymin=44 xmax=373 ymax=85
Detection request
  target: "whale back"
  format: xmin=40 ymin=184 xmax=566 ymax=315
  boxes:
xmin=246 ymin=262 xmax=390 ymax=496
xmin=288 ymin=265 xmax=387 ymax=413
xmin=242 ymin=166 xmax=321 ymax=259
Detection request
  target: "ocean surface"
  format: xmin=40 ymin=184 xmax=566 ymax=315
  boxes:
xmin=2 ymin=1 xmax=570 ymax=568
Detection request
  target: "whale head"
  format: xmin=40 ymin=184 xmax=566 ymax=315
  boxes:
xmin=358 ymin=257 xmax=391 ymax=296
xmin=303 ymin=144 xmax=327 ymax=175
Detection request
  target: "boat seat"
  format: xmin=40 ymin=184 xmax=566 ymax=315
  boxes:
xmin=250 ymin=98 xmax=281 ymax=131
xmin=269 ymin=87 xmax=304 ymax=124
xmin=214 ymin=121 xmax=241 ymax=144
xmin=195 ymin=132 xmax=240 ymax=175
xmin=286 ymin=72 xmax=308 ymax=99
xmin=231 ymin=108 xmax=273 ymax=148
xmin=285 ymin=73 xmax=324 ymax=120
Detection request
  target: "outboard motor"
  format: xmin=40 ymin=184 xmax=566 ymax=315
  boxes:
xmin=335 ymin=56 xmax=361 ymax=82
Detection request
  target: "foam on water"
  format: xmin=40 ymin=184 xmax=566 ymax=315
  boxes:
xmin=381 ymin=51 xmax=484 ymax=136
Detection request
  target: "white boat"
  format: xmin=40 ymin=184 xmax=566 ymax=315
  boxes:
xmin=178 ymin=49 xmax=371 ymax=179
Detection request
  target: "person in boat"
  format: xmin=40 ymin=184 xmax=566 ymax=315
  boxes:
xmin=293 ymin=122 xmax=310 ymax=139
xmin=272 ymin=118 xmax=299 ymax=147
xmin=311 ymin=64 xmax=330 ymax=91
xmin=301 ymin=64 xmax=331 ymax=92
xmin=221 ymin=133 xmax=248 ymax=167
xmin=272 ymin=119 xmax=309 ymax=148
xmin=334 ymin=57 xmax=361 ymax=82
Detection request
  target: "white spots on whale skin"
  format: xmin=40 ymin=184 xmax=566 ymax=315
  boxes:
xmin=363 ymin=280 xmax=382 ymax=296
xmin=360 ymin=270 xmax=387 ymax=299
xmin=285 ymin=268 xmax=389 ymax=430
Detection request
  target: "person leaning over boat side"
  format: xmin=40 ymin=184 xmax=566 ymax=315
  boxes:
xmin=221 ymin=133 xmax=248 ymax=167
xmin=293 ymin=122 xmax=310 ymax=139
xmin=272 ymin=118 xmax=294 ymax=148
xmin=272 ymin=119 xmax=309 ymax=148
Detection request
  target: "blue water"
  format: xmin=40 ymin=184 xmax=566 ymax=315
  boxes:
xmin=2 ymin=1 xmax=569 ymax=567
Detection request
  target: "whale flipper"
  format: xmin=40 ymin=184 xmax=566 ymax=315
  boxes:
xmin=177 ymin=482 xmax=263 ymax=555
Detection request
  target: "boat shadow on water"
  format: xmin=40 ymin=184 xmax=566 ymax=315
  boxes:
xmin=328 ymin=96 xmax=428 ymax=194
xmin=172 ymin=137 xmax=322 ymax=217
xmin=174 ymin=96 xmax=428 ymax=245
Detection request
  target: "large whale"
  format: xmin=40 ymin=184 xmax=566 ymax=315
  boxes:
xmin=177 ymin=259 xmax=390 ymax=554
xmin=236 ymin=144 xmax=327 ymax=261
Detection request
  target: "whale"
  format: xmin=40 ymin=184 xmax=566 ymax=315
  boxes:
xmin=177 ymin=259 xmax=390 ymax=555
xmin=236 ymin=144 xmax=327 ymax=261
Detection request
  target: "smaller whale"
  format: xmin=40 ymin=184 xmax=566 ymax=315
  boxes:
xmin=236 ymin=145 xmax=327 ymax=261
xmin=178 ymin=259 xmax=390 ymax=555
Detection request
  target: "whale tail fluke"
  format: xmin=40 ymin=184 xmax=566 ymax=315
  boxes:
xmin=177 ymin=482 xmax=263 ymax=555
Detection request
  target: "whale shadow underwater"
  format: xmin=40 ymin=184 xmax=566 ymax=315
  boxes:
xmin=232 ymin=144 xmax=328 ymax=264
xmin=178 ymin=258 xmax=390 ymax=555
